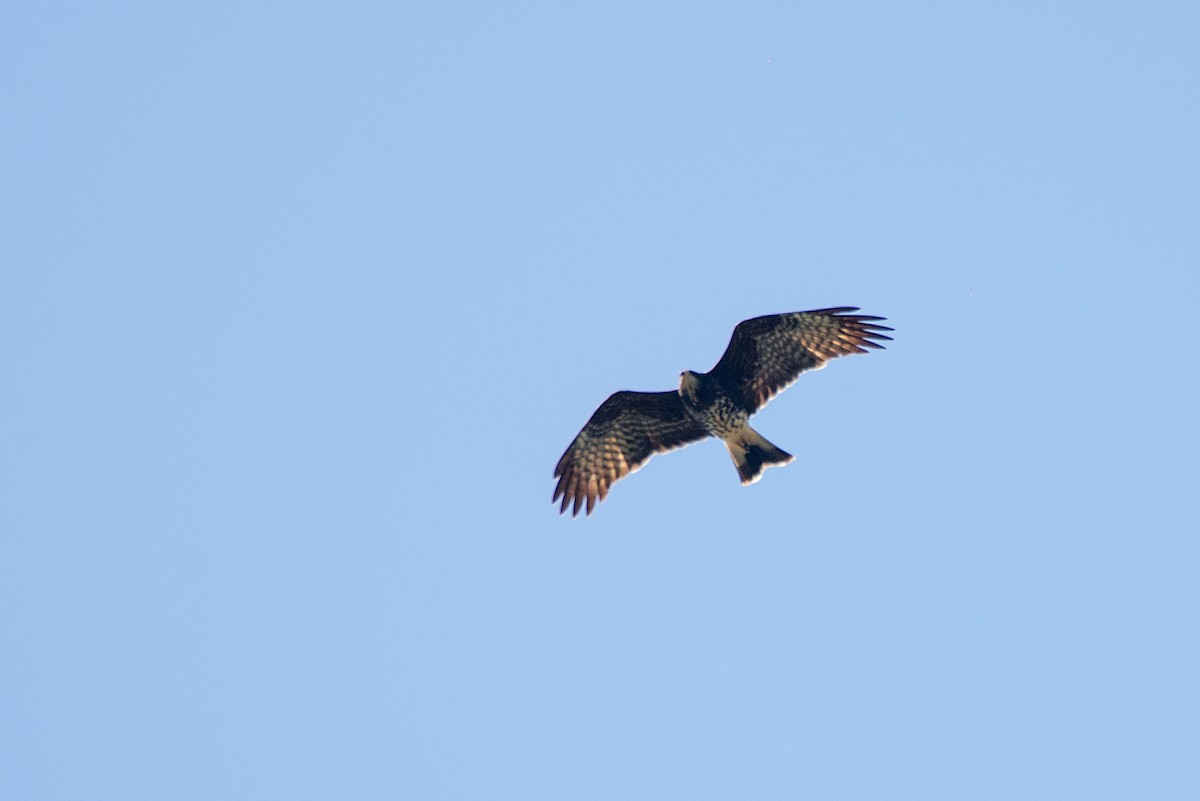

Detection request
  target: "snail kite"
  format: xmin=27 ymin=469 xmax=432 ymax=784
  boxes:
xmin=552 ymin=307 xmax=892 ymax=516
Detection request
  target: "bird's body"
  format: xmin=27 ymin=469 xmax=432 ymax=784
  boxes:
xmin=678 ymin=370 xmax=747 ymax=439
xmin=553 ymin=307 xmax=892 ymax=516
xmin=678 ymin=369 xmax=793 ymax=485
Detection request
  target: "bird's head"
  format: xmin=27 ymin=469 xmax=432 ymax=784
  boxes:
xmin=678 ymin=370 xmax=701 ymax=405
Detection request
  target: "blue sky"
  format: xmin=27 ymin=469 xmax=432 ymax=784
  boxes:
xmin=3 ymin=2 xmax=1198 ymax=798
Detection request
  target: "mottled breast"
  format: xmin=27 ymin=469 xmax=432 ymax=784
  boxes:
xmin=678 ymin=371 xmax=749 ymax=438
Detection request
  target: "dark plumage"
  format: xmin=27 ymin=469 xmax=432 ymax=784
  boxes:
xmin=553 ymin=307 xmax=892 ymax=516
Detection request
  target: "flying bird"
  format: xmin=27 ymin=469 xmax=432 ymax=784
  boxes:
xmin=552 ymin=307 xmax=892 ymax=516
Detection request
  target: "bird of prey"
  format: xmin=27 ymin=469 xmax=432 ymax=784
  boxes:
xmin=552 ymin=307 xmax=892 ymax=516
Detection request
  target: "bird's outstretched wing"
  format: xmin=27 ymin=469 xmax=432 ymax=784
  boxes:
xmin=553 ymin=390 xmax=709 ymax=517
xmin=711 ymin=307 xmax=893 ymax=413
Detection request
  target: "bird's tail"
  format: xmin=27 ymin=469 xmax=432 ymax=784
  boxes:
xmin=725 ymin=425 xmax=794 ymax=485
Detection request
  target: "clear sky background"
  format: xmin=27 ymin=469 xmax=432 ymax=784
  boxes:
xmin=3 ymin=2 xmax=1198 ymax=799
